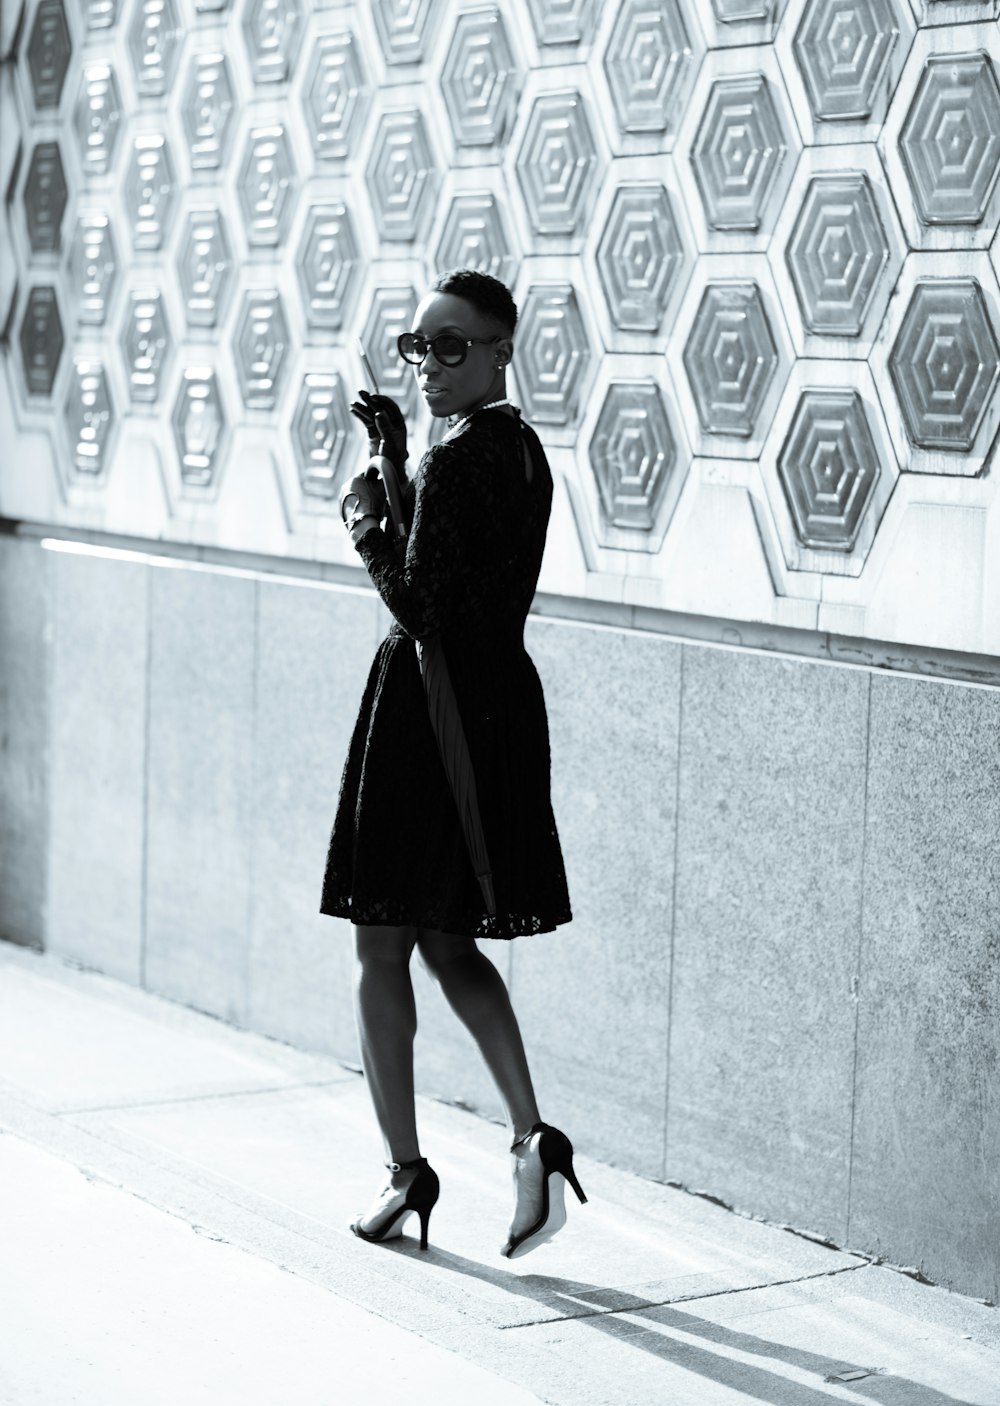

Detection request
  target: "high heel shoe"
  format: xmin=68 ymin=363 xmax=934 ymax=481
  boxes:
xmin=500 ymin=1121 xmax=588 ymax=1259
xmin=350 ymin=1155 xmax=439 ymax=1252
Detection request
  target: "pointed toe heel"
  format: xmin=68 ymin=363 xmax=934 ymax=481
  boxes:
xmin=501 ymin=1121 xmax=588 ymax=1259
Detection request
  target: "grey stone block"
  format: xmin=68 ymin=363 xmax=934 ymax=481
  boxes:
xmin=46 ymin=550 xmax=148 ymax=980
xmin=144 ymin=566 xmax=256 ymax=1024
xmin=0 ymin=537 xmax=49 ymax=950
xmin=508 ymin=620 xmax=682 ymax=1179
xmin=668 ymin=646 xmax=869 ymax=1241
xmin=248 ymin=578 xmax=382 ymax=1061
xmin=850 ymin=675 xmax=1000 ymax=1302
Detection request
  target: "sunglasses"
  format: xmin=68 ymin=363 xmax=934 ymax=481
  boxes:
xmin=397 ymin=332 xmax=501 ymax=367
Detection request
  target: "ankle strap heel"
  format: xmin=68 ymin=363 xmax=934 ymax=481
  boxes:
xmin=353 ymin=1157 xmax=439 ymax=1251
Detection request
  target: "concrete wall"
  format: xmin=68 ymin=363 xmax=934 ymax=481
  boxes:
xmin=1 ymin=531 xmax=997 ymax=1303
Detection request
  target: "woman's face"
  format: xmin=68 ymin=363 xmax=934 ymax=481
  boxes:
xmin=408 ymin=291 xmax=512 ymax=419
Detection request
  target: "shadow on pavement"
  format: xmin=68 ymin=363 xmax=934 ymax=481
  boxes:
xmin=383 ymin=1241 xmax=982 ymax=1406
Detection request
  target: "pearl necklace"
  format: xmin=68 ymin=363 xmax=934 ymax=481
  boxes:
xmin=444 ymin=398 xmax=512 ymax=440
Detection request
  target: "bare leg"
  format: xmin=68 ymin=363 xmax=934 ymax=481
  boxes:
xmin=416 ymin=929 xmax=541 ymax=1141
xmin=352 ymin=924 xmax=421 ymax=1165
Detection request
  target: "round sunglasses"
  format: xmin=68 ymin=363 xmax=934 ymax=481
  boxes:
xmin=397 ymin=331 xmax=500 ymax=367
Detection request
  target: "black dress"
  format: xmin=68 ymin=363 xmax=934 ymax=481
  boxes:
xmin=320 ymin=406 xmax=572 ymax=940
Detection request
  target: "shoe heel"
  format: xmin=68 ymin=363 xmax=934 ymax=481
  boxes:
xmin=564 ymin=1165 xmax=587 ymax=1204
xmin=417 ymin=1204 xmax=432 ymax=1251
xmin=541 ymin=1127 xmax=588 ymax=1205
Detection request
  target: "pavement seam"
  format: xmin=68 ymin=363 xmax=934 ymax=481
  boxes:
xmin=498 ymin=1262 xmax=872 ymax=1330
xmin=47 ymin=1076 xmax=356 ymax=1116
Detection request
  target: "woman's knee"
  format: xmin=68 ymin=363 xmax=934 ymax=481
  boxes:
xmin=353 ymin=924 xmax=418 ymax=969
xmin=416 ymin=929 xmax=481 ymax=981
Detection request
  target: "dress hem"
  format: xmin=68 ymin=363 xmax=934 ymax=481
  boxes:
xmin=318 ymin=898 xmax=573 ymax=941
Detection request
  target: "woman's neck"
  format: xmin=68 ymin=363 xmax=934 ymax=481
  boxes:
xmin=448 ymin=376 xmax=509 ymax=425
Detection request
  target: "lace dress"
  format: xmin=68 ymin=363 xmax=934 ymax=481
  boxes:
xmin=319 ymin=406 xmax=572 ymax=940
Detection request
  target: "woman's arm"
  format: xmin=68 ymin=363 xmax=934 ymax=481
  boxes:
xmin=353 ymin=444 xmax=471 ymax=640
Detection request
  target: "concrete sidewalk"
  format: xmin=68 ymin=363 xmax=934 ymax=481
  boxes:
xmin=0 ymin=942 xmax=997 ymax=1406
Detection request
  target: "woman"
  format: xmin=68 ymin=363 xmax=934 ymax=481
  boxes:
xmin=320 ymin=269 xmax=585 ymax=1258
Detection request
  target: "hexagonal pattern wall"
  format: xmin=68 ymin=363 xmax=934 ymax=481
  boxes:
xmin=2 ymin=0 xmax=999 ymax=656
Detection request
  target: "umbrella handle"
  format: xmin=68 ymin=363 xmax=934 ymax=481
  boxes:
xmin=372 ymin=447 xmax=408 ymax=543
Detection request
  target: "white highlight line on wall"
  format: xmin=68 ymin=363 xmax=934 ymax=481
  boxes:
xmin=36 ymin=536 xmax=375 ymax=597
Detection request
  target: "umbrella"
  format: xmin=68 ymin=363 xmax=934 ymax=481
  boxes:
xmin=372 ymin=441 xmax=497 ymax=916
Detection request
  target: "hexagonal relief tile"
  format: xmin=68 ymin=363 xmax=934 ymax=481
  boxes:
xmin=25 ymin=141 xmax=67 ymax=254
xmin=67 ymin=214 xmax=118 ymax=328
xmin=690 ymin=74 xmax=790 ymax=232
xmin=121 ymin=288 xmax=172 ymax=406
xmin=441 ymin=6 xmax=518 ymax=148
xmin=74 ymin=62 xmax=123 ymax=179
xmin=516 ymin=282 xmax=591 ymax=425
xmin=589 ymin=379 xmax=678 ymax=531
xmin=899 ymin=50 xmax=1000 ymax=227
xmin=242 ymin=0 xmax=304 ymax=85
xmin=176 ymin=208 xmax=235 ymax=331
xmin=63 ymin=359 xmax=115 ymax=481
xmin=683 ymin=280 xmax=779 ymax=437
xmin=435 ymin=191 xmax=517 ymax=285
xmin=785 ymin=173 xmax=890 ymax=336
xmin=365 ymin=109 xmax=438 ymax=244
xmin=372 ymin=0 xmax=440 ymax=67
xmin=27 ymin=0 xmax=71 ymax=111
xmin=19 ymin=285 xmax=64 ymax=397
xmin=238 ymin=125 xmax=298 ymax=248
xmin=297 ymin=203 xmax=359 ymax=332
xmin=302 ymin=31 xmax=372 ymax=164
xmin=125 ymin=134 xmax=177 ymax=252
xmin=290 ymin=373 xmax=353 ymax=504
xmin=889 ymin=277 xmax=1000 ymax=451
xmin=603 ymin=0 xmax=697 ymax=136
xmin=515 ymin=90 xmax=600 ymax=237
xmin=233 ymin=289 xmax=292 ymax=412
xmin=82 ymin=0 xmax=118 ymax=32
xmin=596 ymin=182 xmax=686 ymax=332
xmin=181 ymin=52 xmax=235 ymax=172
xmin=794 ymin=0 xmax=902 ymax=123
xmin=777 ymin=388 xmax=881 ymax=550
xmin=172 ymin=367 xmax=228 ymax=491
xmin=128 ymin=0 xmax=183 ymax=100
xmin=525 ymin=0 xmax=601 ymax=48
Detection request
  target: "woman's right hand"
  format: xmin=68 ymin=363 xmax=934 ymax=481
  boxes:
xmin=350 ymin=390 xmax=408 ymax=476
xmin=340 ymin=465 xmax=387 ymax=536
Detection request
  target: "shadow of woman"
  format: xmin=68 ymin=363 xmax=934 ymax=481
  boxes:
xmin=386 ymin=1241 xmax=985 ymax=1406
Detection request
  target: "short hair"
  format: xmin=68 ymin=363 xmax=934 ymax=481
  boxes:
xmin=431 ymin=268 xmax=518 ymax=335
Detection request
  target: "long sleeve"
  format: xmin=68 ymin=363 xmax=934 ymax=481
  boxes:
xmin=354 ymin=443 xmax=471 ymax=641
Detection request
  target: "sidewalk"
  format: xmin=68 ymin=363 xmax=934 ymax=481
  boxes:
xmin=0 ymin=941 xmax=997 ymax=1406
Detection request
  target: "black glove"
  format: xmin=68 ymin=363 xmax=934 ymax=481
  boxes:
xmin=339 ymin=464 xmax=387 ymax=533
xmin=349 ymin=390 xmax=408 ymax=476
